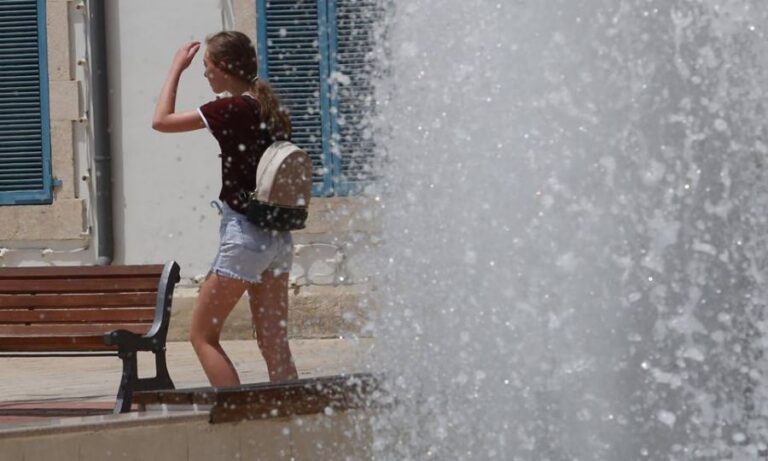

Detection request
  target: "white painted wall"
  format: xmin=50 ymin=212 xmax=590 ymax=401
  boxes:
xmin=108 ymin=0 xmax=238 ymax=280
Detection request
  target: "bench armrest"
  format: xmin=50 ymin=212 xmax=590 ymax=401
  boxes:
xmin=103 ymin=261 xmax=180 ymax=352
xmin=143 ymin=261 xmax=181 ymax=342
xmin=103 ymin=329 xmax=162 ymax=351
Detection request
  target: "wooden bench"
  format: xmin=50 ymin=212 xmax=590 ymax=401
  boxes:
xmin=0 ymin=261 xmax=180 ymax=413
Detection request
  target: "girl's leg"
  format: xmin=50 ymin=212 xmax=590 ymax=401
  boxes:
xmin=247 ymin=271 xmax=298 ymax=381
xmin=190 ymin=272 xmax=248 ymax=386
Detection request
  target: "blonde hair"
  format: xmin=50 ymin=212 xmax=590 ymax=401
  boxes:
xmin=206 ymin=31 xmax=291 ymax=140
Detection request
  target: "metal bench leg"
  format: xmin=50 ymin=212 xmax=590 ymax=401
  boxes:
xmin=115 ymin=351 xmax=137 ymax=414
xmin=114 ymin=349 xmax=175 ymax=413
xmin=153 ymin=349 xmax=175 ymax=390
xmin=135 ymin=349 xmax=175 ymax=392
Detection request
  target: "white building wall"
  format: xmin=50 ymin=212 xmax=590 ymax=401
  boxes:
xmin=108 ymin=0 xmax=238 ymax=280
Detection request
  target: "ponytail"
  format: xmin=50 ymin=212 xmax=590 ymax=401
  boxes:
xmin=251 ymin=79 xmax=292 ymax=142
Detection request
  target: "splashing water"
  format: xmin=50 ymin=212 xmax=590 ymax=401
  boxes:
xmin=369 ymin=1 xmax=768 ymax=459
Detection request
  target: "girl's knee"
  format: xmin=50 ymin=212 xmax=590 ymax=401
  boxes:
xmin=190 ymin=307 xmax=226 ymax=348
xmin=189 ymin=330 xmax=204 ymax=350
xmin=189 ymin=327 xmax=220 ymax=350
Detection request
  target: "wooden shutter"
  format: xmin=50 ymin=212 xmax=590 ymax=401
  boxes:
xmin=257 ymin=0 xmax=377 ymax=196
xmin=331 ymin=0 xmax=378 ymax=193
xmin=258 ymin=0 xmax=331 ymax=196
xmin=0 ymin=0 xmax=52 ymax=205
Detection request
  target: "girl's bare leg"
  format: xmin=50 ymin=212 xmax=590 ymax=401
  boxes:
xmin=190 ymin=272 xmax=248 ymax=386
xmin=248 ymin=271 xmax=298 ymax=381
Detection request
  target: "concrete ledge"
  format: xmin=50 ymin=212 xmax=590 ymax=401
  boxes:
xmin=168 ymin=284 xmax=372 ymax=341
xmin=0 ymin=409 xmax=372 ymax=460
xmin=0 ymin=199 xmax=86 ymax=241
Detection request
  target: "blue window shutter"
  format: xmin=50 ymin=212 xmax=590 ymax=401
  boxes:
xmin=0 ymin=0 xmax=52 ymax=205
xmin=258 ymin=0 xmax=334 ymax=197
xmin=257 ymin=0 xmax=377 ymax=196
xmin=329 ymin=0 xmax=378 ymax=195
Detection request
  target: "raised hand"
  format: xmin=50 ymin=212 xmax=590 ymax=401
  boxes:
xmin=172 ymin=41 xmax=201 ymax=72
xmin=152 ymin=41 xmax=207 ymax=133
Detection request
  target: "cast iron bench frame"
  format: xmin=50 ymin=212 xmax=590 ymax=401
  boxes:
xmin=0 ymin=261 xmax=180 ymax=413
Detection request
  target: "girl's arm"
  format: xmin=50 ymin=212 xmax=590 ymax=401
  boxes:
xmin=152 ymin=42 xmax=206 ymax=133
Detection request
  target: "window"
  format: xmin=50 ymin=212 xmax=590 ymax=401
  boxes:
xmin=0 ymin=0 xmax=52 ymax=205
xmin=257 ymin=0 xmax=378 ymax=196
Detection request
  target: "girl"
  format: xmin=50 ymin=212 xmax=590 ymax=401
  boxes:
xmin=152 ymin=31 xmax=298 ymax=386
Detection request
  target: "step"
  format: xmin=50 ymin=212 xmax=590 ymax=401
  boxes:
xmin=168 ymin=284 xmax=372 ymax=341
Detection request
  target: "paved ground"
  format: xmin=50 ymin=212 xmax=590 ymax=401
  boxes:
xmin=0 ymin=338 xmax=373 ymax=427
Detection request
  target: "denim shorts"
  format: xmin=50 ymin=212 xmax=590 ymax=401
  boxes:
xmin=210 ymin=203 xmax=293 ymax=283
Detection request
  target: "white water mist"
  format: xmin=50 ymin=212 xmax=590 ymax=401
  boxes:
xmin=369 ymin=1 xmax=768 ymax=459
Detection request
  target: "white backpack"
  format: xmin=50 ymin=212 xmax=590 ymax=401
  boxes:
xmin=246 ymin=141 xmax=312 ymax=230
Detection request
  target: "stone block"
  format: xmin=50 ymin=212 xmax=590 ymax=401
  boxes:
xmin=290 ymin=411 xmax=373 ymax=459
xmin=341 ymin=291 xmax=376 ymax=336
xmin=0 ymin=198 xmax=86 ymax=241
xmin=46 ymin=0 xmax=71 ymax=81
xmin=51 ymin=120 xmax=75 ymax=199
xmin=234 ymin=0 xmax=257 ymax=40
xmin=78 ymin=423 xmax=189 ymax=460
xmin=187 ymin=421 xmax=247 ymax=461
xmin=14 ymin=433 xmax=81 ymax=461
xmin=49 ymin=80 xmax=80 ymax=121
xmin=236 ymin=420 xmax=293 ymax=460
xmin=298 ymin=196 xmax=380 ymax=236
xmin=0 ymin=413 xmax=372 ymax=461
xmin=168 ymin=290 xmax=257 ymax=342
xmin=290 ymin=287 xmax=342 ymax=338
xmin=0 ymin=439 xmax=23 ymax=461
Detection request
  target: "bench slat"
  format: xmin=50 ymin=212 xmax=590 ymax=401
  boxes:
xmin=0 ymin=265 xmax=164 ymax=279
xmin=0 ymin=278 xmax=159 ymax=294
xmin=0 ymin=335 xmax=116 ymax=352
xmin=0 ymin=308 xmax=156 ymax=324
xmin=0 ymin=292 xmax=157 ymax=309
xmin=0 ymin=323 xmax=150 ymax=336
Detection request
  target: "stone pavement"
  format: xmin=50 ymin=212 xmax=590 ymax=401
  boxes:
xmin=0 ymin=338 xmax=373 ymax=426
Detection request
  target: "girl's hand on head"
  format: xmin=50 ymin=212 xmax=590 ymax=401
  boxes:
xmin=172 ymin=41 xmax=201 ymax=72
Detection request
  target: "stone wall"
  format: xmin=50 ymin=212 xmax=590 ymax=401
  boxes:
xmin=0 ymin=0 xmax=87 ymax=245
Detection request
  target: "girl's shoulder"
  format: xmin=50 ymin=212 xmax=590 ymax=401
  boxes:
xmin=204 ymin=95 xmax=251 ymax=107
xmin=199 ymin=95 xmax=261 ymax=135
xmin=200 ymin=95 xmax=259 ymax=119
